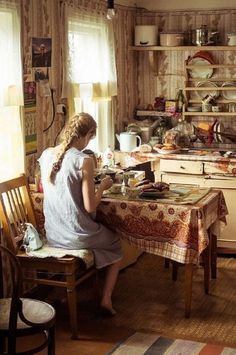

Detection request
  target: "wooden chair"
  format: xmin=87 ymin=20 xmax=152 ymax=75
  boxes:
xmin=0 ymin=245 xmax=56 ymax=354
xmin=0 ymin=175 xmax=97 ymax=339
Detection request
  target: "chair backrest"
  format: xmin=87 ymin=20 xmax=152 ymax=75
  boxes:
xmin=0 ymin=175 xmax=37 ymax=253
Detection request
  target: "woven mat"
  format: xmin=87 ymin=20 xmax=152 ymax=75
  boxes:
xmin=108 ymin=331 xmax=236 ymax=354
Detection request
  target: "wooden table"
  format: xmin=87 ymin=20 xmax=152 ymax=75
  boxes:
xmin=31 ymin=187 xmax=227 ymax=318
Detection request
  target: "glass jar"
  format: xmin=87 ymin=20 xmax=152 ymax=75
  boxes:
xmin=149 ymin=136 xmax=162 ymax=147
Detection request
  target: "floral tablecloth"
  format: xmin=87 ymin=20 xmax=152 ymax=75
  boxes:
xmin=96 ymin=190 xmax=228 ymax=265
xmin=30 ymin=188 xmax=227 ymax=265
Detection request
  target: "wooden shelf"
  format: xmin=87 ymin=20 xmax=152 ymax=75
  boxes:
xmin=129 ymin=45 xmax=236 ymax=51
xmin=129 ymin=45 xmax=236 ymax=74
xmin=186 ymin=64 xmax=236 ymax=69
xmin=188 ymin=99 xmax=236 ymax=103
xmin=184 ymin=87 xmax=236 ymax=91
xmin=136 ymin=110 xmax=173 ymax=117
xmin=184 ymin=112 xmax=236 ymax=116
xmin=187 ymin=78 xmax=235 ymax=82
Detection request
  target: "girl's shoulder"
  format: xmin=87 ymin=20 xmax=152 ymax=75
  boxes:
xmin=40 ymin=147 xmax=58 ymax=161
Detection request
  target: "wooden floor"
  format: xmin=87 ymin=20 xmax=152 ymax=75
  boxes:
xmin=17 ymin=253 xmax=236 ymax=354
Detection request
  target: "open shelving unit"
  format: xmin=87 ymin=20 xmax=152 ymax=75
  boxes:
xmin=183 ymin=60 xmax=236 ymax=120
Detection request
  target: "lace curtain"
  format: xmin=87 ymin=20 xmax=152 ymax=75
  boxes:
xmin=62 ymin=4 xmax=117 ymax=152
xmin=0 ymin=0 xmax=24 ymax=182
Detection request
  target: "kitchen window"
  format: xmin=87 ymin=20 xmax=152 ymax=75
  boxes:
xmin=0 ymin=0 xmax=24 ymax=182
xmin=63 ymin=6 xmax=117 ymax=153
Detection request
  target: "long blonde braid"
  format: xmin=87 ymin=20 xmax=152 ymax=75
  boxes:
xmin=49 ymin=113 xmax=96 ymax=184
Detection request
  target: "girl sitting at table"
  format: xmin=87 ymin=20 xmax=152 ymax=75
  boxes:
xmin=38 ymin=112 xmax=123 ymax=316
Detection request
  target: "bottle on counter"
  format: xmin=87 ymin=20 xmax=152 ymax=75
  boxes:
xmin=176 ymin=89 xmax=185 ymax=113
xmin=102 ymin=146 xmax=114 ymax=167
xmin=153 ymin=117 xmax=170 ymax=144
xmin=175 ymin=117 xmax=192 ymax=148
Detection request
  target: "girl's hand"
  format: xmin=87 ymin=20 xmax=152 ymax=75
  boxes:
xmin=100 ymin=176 xmax=113 ymax=191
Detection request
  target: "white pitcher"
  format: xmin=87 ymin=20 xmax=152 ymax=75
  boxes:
xmin=116 ymin=132 xmax=141 ymax=152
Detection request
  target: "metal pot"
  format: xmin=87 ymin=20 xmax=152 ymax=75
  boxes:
xmin=191 ymin=27 xmax=219 ymax=46
xmin=140 ymin=121 xmax=159 ymax=143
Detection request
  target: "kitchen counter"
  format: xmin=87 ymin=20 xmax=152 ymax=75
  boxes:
xmin=115 ymin=150 xmax=236 ymax=175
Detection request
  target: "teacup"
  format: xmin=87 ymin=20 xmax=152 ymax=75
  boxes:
xmin=110 ymin=183 xmax=122 ymax=194
xmin=123 ymin=172 xmax=135 ymax=186
xmin=124 ymin=186 xmax=140 ymax=199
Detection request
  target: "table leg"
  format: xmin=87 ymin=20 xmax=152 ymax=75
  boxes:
xmin=210 ymin=232 xmax=217 ymax=279
xmin=164 ymin=258 xmax=170 ymax=268
xmin=185 ymin=263 xmax=193 ymax=318
xmin=172 ymin=261 xmax=179 ymax=281
xmin=202 ymin=242 xmax=210 ymax=295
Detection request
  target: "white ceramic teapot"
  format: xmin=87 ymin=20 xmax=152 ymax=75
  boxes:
xmin=116 ymin=132 xmax=142 ymax=152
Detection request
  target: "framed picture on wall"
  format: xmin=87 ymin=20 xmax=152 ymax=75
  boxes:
xmin=32 ymin=37 xmax=52 ymax=68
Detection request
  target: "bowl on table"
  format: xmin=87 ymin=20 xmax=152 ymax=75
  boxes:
xmin=124 ymin=186 xmax=140 ymax=199
xmin=110 ymin=184 xmax=122 ymax=194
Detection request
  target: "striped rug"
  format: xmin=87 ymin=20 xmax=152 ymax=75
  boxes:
xmin=108 ymin=332 xmax=236 ymax=355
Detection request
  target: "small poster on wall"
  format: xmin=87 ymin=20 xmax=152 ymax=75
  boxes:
xmin=32 ymin=37 xmax=52 ymax=68
xmin=24 ymin=81 xmax=36 ymax=106
xmin=23 ymin=81 xmax=37 ymax=155
xmin=24 ymin=106 xmax=37 ymax=155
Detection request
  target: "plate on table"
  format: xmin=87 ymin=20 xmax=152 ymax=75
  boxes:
xmin=153 ymin=148 xmax=180 ymax=155
xmin=139 ymin=190 xmax=170 ymax=199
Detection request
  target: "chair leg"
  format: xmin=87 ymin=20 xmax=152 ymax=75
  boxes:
xmin=48 ymin=325 xmax=56 ymax=355
xmin=0 ymin=335 xmax=6 ymax=354
xmin=66 ymin=271 xmax=78 ymax=340
xmin=93 ymin=270 xmax=100 ymax=307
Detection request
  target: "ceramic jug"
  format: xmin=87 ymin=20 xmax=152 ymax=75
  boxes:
xmin=116 ymin=132 xmax=141 ymax=152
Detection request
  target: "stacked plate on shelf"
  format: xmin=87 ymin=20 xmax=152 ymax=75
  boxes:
xmin=187 ymin=51 xmax=214 ymax=79
xmin=221 ymin=82 xmax=236 ymax=100
xmin=196 ymin=81 xmax=219 ymax=99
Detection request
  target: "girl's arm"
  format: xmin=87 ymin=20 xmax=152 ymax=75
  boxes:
xmin=82 ymin=157 xmax=113 ymax=213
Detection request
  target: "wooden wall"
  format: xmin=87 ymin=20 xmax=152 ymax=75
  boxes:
xmin=21 ymin=0 xmax=137 ymax=177
xmin=21 ymin=1 xmax=236 ymax=177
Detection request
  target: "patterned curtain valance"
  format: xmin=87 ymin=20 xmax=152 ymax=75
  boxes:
xmin=61 ymin=0 xmax=106 ymax=15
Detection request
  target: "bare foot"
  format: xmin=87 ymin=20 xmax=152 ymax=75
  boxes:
xmin=100 ymin=301 xmax=116 ymax=315
xmin=100 ymin=306 xmax=117 ymax=317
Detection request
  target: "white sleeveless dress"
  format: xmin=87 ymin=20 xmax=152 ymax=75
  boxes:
xmin=38 ymin=147 xmax=122 ymax=269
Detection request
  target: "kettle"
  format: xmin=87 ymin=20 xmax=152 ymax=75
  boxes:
xmin=116 ymin=132 xmax=142 ymax=152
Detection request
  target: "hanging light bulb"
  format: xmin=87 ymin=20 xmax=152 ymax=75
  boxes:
xmin=107 ymin=0 xmax=116 ymax=20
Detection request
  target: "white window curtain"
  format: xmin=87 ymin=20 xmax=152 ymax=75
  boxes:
xmin=63 ymin=6 xmax=117 ymax=153
xmin=0 ymin=0 xmax=24 ymax=182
